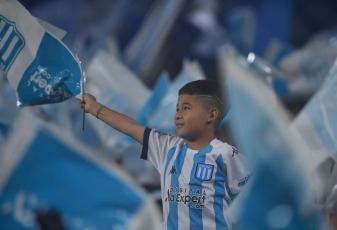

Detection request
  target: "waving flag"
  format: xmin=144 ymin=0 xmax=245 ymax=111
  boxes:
xmin=291 ymin=58 xmax=337 ymax=211
xmin=0 ymin=0 xmax=82 ymax=107
xmin=0 ymin=81 xmax=19 ymax=148
xmin=0 ymin=109 xmax=161 ymax=230
xmin=222 ymin=50 xmax=324 ymax=230
xmin=292 ymin=58 xmax=337 ymax=157
xmin=84 ymin=50 xmax=150 ymax=149
xmin=136 ymin=73 xmax=170 ymax=127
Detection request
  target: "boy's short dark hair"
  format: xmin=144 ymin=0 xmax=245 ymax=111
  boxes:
xmin=179 ymin=80 xmax=228 ymax=127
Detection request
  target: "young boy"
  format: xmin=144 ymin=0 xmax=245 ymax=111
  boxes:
xmin=80 ymin=80 xmax=252 ymax=230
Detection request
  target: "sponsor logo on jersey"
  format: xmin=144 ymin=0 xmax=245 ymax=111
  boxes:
xmin=195 ymin=163 xmax=214 ymax=181
xmin=164 ymin=187 xmax=206 ymax=209
xmin=238 ymin=172 xmax=254 ymax=187
xmin=0 ymin=16 xmax=25 ymax=73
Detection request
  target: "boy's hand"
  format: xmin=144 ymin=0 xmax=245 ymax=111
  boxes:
xmin=80 ymin=93 xmax=100 ymax=114
xmin=79 ymin=93 xmax=145 ymax=144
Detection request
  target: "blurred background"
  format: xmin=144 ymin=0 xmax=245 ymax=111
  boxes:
xmin=2 ymin=0 xmax=337 ymax=229
xmin=17 ymin=0 xmax=337 ymax=88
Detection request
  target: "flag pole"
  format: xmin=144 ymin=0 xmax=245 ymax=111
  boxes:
xmin=75 ymin=49 xmax=85 ymax=131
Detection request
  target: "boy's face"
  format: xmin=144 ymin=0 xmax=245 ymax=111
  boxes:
xmin=174 ymin=94 xmax=210 ymax=141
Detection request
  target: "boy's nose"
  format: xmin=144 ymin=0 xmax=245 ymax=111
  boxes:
xmin=175 ymin=114 xmax=182 ymax=120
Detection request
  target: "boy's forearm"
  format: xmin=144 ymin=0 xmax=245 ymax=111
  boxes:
xmin=87 ymin=101 xmax=145 ymax=144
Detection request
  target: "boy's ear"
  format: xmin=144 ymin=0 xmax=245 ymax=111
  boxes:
xmin=207 ymin=108 xmax=218 ymax=123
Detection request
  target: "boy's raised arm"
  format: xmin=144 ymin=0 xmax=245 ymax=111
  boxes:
xmin=80 ymin=93 xmax=146 ymax=145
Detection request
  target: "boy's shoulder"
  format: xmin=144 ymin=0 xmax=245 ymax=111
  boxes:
xmin=150 ymin=128 xmax=186 ymax=145
xmin=211 ymin=139 xmax=240 ymax=157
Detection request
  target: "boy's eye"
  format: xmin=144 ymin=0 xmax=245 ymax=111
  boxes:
xmin=183 ymin=106 xmax=190 ymax=110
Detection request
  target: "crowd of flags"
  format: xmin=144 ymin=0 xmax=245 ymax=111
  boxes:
xmin=1 ymin=0 xmax=337 ymax=229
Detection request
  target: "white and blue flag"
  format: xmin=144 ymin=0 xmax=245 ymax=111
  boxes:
xmin=222 ymin=50 xmax=325 ymax=230
xmin=0 ymin=108 xmax=161 ymax=230
xmin=292 ymin=58 xmax=337 ymax=157
xmin=84 ymin=50 xmax=150 ymax=149
xmin=136 ymin=73 xmax=170 ymax=127
xmin=290 ymin=58 xmax=337 ymax=210
xmin=0 ymin=0 xmax=82 ymax=107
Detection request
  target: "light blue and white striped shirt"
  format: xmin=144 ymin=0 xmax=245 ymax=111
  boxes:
xmin=141 ymin=128 xmax=253 ymax=230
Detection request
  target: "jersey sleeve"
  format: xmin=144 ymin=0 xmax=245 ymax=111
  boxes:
xmin=223 ymin=145 xmax=253 ymax=197
xmin=141 ymin=128 xmax=184 ymax=172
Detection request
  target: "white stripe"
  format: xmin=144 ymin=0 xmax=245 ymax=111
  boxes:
xmin=197 ymin=167 xmax=202 ymax=178
xmin=0 ymin=20 xmax=6 ymax=33
xmin=202 ymin=167 xmax=207 ymax=180
xmin=2 ymin=34 xmax=19 ymax=61
xmin=178 ymin=148 xmax=195 ymax=229
xmin=0 ymin=25 xmax=13 ymax=50
xmin=162 ymin=147 xmax=178 ymax=226
xmin=206 ymin=169 xmax=212 ymax=180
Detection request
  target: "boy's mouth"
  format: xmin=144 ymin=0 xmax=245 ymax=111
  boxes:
xmin=175 ymin=123 xmax=184 ymax=128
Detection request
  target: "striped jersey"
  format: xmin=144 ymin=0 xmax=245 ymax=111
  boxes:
xmin=141 ymin=128 xmax=253 ymax=230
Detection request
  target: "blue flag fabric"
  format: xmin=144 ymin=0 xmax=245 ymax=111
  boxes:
xmin=293 ymin=59 xmax=337 ymax=156
xmin=0 ymin=109 xmax=161 ymax=230
xmin=223 ymin=50 xmax=324 ymax=230
xmin=0 ymin=0 xmax=81 ymax=107
xmin=136 ymin=73 xmax=170 ymax=127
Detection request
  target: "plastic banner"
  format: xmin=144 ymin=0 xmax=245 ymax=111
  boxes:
xmin=84 ymin=50 xmax=150 ymax=149
xmin=0 ymin=109 xmax=161 ymax=230
xmin=0 ymin=0 xmax=81 ymax=107
xmin=223 ymin=50 xmax=324 ymax=230
xmin=136 ymin=73 xmax=170 ymax=127
xmin=123 ymin=0 xmax=187 ymax=83
xmin=292 ymin=59 xmax=337 ymax=157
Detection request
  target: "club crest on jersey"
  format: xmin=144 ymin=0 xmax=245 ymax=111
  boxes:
xmin=195 ymin=163 xmax=214 ymax=181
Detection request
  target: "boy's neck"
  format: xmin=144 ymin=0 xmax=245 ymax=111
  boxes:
xmin=186 ymin=134 xmax=215 ymax=150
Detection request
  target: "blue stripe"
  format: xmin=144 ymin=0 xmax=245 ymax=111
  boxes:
xmin=167 ymin=144 xmax=188 ymax=230
xmin=141 ymin=128 xmax=151 ymax=160
xmin=189 ymin=145 xmax=213 ymax=230
xmin=213 ymin=154 xmax=228 ymax=230
xmin=163 ymin=146 xmax=178 ymax=192
xmin=163 ymin=146 xmax=177 ymax=230
xmin=0 ymin=22 xmax=10 ymax=38
xmin=1 ymin=30 xmax=15 ymax=56
xmin=5 ymin=37 xmax=23 ymax=67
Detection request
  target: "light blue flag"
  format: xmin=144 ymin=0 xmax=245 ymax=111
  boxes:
xmin=0 ymin=81 xmax=20 ymax=148
xmin=292 ymin=59 xmax=337 ymax=156
xmin=0 ymin=109 xmax=161 ymax=230
xmin=223 ymin=50 xmax=325 ymax=230
xmin=84 ymin=50 xmax=150 ymax=150
xmin=123 ymin=0 xmax=188 ymax=84
xmin=136 ymin=73 xmax=170 ymax=127
xmin=267 ymin=28 xmax=337 ymax=101
xmin=0 ymin=0 xmax=82 ymax=107
xmin=290 ymin=59 xmax=337 ymax=210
